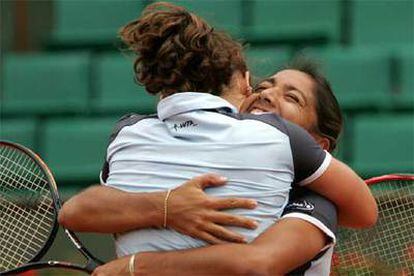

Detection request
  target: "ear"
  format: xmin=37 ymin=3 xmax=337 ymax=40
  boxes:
xmin=315 ymin=136 xmax=330 ymax=151
xmin=245 ymin=71 xmax=252 ymax=96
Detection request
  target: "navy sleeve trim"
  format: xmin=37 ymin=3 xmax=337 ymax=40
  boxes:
xmin=282 ymin=188 xmax=338 ymax=236
xmin=299 ymin=152 xmax=332 ymax=186
xmin=219 ymin=111 xmax=329 ymax=185
xmin=100 ymin=161 xmax=109 ymax=184
xmin=108 ymin=113 xmax=158 ymax=146
xmin=282 ymin=119 xmax=328 ymax=184
xmin=282 ymin=189 xmax=337 ymax=274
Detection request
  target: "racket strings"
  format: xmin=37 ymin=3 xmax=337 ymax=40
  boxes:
xmin=1 ymin=183 xmax=51 ymax=266
xmin=1 ymin=194 xmax=53 ymax=246
xmin=0 ymin=155 xmax=49 ymax=185
xmin=0 ymin=146 xmax=56 ymax=272
xmin=333 ymin=179 xmax=414 ymax=275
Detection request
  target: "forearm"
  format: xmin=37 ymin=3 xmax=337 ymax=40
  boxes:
xmin=136 ymin=244 xmax=259 ymax=276
xmin=59 ymin=175 xmax=258 ymax=243
xmin=135 ymin=219 xmax=326 ymax=276
xmin=58 ymin=185 xmax=164 ymax=233
xmin=335 ymin=168 xmax=377 ymax=228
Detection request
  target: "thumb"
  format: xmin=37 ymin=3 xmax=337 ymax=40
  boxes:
xmin=188 ymin=174 xmax=228 ymax=190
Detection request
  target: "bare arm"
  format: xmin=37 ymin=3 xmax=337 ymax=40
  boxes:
xmin=58 ymin=185 xmax=164 ymax=233
xmin=58 ymin=175 xmax=258 ymax=243
xmin=283 ymin=120 xmax=378 ymax=229
xmin=306 ymin=158 xmax=378 ymax=228
xmin=92 ymin=190 xmax=337 ymax=276
xmin=92 ymin=218 xmax=327 ymax=276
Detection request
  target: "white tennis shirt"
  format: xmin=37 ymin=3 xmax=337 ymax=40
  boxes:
xmin=101 ymin=92 xmax=332 ymax=257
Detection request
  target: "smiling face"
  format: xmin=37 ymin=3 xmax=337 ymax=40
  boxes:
xmin=243 ymin=69 xmax=319 ymax=134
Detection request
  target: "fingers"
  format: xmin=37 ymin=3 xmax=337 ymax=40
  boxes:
xmin=213 ymin=212 xmax=259 ymax=230
xmin=187 ymin=174 xmax=228 ymax=189
xmin=213 ymin=197 xmax=257 ymax=210
xmin=204 ymin=223 xmax=247 ymax=243
xmin=91 ymin=267 xmax=104 ymax=276
xmin=197 ymin=231 xmax=228 ymax=245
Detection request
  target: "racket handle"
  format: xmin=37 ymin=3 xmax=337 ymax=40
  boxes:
xmin=85 ymin=258 xmax=105 ymax=274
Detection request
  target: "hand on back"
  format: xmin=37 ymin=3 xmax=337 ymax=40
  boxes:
xmin=167 ymin=174 xmax=258 ymax=244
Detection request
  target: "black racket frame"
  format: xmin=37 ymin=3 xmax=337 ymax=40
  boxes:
xmin=0 ymin=141 xmax=103 ymax=275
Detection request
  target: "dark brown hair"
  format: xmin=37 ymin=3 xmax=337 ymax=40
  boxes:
xmin=119 ymin=2 xmax=247 ymax=97
xmin=285 ymin=57 xmax=343 ymax=152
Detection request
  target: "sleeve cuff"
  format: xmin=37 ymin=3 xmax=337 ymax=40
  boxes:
xmin=99 ymin=171 xmax=107 ymax=185
xmin=281 ymin=212 xmax=336 ymax=252
xmin=298 ymin=151 xmax=332 ymax=186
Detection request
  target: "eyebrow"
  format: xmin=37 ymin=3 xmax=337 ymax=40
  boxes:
xmin=257 ymin=77 xmax=308 ymax=104
xmin=260 ymin=77 xmax=276 ymax=86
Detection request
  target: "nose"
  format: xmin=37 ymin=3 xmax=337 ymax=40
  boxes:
xmin=261 ymin=88 xmax=278 ymax=105
xmin=259 ymin=89 xmax=281 ymax=114
xmin=260 ymin=88 xmax=273 ymax=102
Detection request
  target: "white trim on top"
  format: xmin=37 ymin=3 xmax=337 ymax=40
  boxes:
xmin=299 ymin=151 xmax=332 ymax=186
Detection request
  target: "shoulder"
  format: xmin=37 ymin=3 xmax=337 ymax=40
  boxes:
xmin=108 ymin=113 xmax=158 ymax=145
xmin=224 ymin=111 xmax=313 ymax=140
xmin=220 ymin=111 xmax=291 ymax=135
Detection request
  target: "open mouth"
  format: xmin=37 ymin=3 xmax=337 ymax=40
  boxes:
xmin=248 ymin=102 xmax=273 ymax=114
xmin=241 ymin=94 xmax=274 ymax=114
xmin=250 ymin=108 xmax=267 ymax=114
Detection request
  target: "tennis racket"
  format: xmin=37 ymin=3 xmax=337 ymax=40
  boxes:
xmin=332 ymin=174 xmax=414 ymax=275
xmin=0 ymin=141 xmax=104 ymax=274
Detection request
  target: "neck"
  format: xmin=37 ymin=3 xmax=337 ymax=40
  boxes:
xmin=220 ymin=71 xmax=249 ymax=111
xmin=221 ymin=91 xmax=245 ymax=111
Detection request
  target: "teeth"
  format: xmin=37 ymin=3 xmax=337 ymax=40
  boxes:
xmin=251 ymin=109 xmax=265 ymax=114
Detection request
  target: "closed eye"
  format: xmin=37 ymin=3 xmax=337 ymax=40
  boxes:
xmin=254 ymin=86 xmax=267 ymax=93
xmin=286 ymin=93 xmax=300 ymax=103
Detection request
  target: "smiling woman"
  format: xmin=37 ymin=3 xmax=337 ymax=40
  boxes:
xmin=248 ymin=70 xmax=320 ymax=136
xmin=242 ymin=58 xmax=343 ymax=152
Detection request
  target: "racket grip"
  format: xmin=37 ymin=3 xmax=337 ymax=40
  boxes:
xmin=85 ymin=258 xmax=105 ymax=274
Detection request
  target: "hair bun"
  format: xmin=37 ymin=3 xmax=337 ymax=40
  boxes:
xmin=119 ymin=2 xmax=246 ymax=97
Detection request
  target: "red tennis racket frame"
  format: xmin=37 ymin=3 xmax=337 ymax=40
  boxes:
xmin=365 ymin=174 xmax=414 ymax=185
xmin=331 ymin=173 xmax=414 ymax=275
